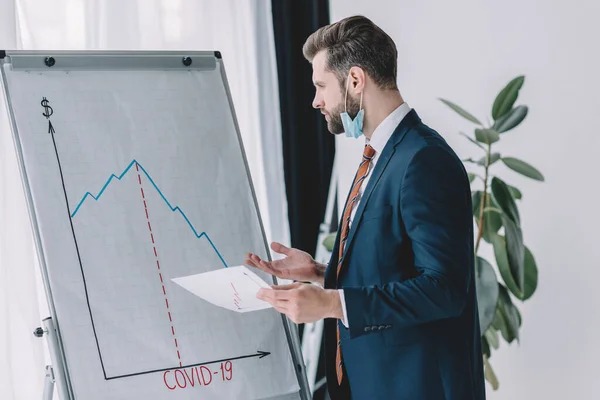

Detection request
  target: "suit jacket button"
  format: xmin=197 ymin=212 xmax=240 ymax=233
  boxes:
xmin=364 ymin=327 xmax=370 ymax=332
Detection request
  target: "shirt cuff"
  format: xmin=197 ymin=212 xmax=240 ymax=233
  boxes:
xmin=339 ymin=289 xmax=349 ymax=328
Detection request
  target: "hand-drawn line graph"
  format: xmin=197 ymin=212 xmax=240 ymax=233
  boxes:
xmin=70 ymin=158 xmax=228 ymax=269
xmin=41 ymin=97 xmax=274 ymax=381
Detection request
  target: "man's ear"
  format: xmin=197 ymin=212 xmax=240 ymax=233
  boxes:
xmin=348 ymin=66 xmax=366 ymax=93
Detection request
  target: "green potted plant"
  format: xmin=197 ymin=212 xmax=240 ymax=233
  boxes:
xmin=439 ymin=75 xmax=542 ymax=389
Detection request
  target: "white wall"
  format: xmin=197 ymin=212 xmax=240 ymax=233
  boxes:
xmin=329 ymin=1 xmax=600 ymax=399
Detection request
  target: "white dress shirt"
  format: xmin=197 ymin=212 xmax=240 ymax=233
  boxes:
xmin=338 ymin=102 xmax=412 ymax=327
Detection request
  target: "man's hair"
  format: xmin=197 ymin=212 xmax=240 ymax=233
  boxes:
xmin=302 ymin=15 xmax=398 ymax=90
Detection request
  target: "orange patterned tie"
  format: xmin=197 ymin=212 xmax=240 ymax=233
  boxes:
xmin=336 ymin=144 xmax=376 ymax=385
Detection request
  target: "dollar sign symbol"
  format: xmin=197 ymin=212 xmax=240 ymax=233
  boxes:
xmin=41 ymin=97 xmax=53 ymax=118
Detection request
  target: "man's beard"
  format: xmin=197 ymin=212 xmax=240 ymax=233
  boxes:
xmin=325 ymin=93 xmax=361 ymax=135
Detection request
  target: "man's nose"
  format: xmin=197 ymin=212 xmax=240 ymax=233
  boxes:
xmin=312 ymin=94 xmax=323 ymax=109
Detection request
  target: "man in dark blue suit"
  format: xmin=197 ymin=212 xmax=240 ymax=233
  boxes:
xmin=246 ymin=15 xmax=485 ymax=400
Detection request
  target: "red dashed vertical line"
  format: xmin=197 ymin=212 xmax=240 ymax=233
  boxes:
xmin=135 ymin=162 xmax=182 ymax=368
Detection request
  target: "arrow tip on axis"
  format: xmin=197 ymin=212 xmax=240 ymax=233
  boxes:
xmin=257 ymin=350 xmax=271 ymax=359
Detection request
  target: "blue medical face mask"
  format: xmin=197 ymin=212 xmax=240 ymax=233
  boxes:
xmin=340 ymin=75 xmax=364 ymax=139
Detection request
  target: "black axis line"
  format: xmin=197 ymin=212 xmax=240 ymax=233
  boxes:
xmin=106 ymin=351 xmax=271 ymax=380
xmin=43 ymin=99 xmax=108 ymax=380
xmin=42 ymin=97 xmax=272 ymax=381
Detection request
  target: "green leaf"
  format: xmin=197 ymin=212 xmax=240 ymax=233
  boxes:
xmin=492 ymin=75 xmax=525 ymax=120
xmin=476 ymin=152 xmax=501 ymax=166
xmin=501 ymin=157 xmax=545 ymax=181
xmin=475 ymin=128 xmax=500 ymax=145
xmin=475 ymin=257 xmax=499 ymax=333
xmin=503 ymin=216 xmax=525 ymax=294
xmin=468 ymin=173 xmax=477 ymax=183
xmin=483 ymin=213 xmax=503 ymax=243
xmin=439 ymin=98 xmax=482 ymax=125
xmin=492 ymin=234 xmax=523 ymax=299
xmin=490 ymin=178 xmax=526 ymax=292
xmin=523 ymin=245 xmax=539 ymax=300
xmin=460 ymin=132 xmax=485 ymax=149
xmin=491 ymin=177 xmax=520 ymax=224
xmin=483 ymin=355 xmax=499 ymax=390
xmin=322 ymin=233 xmax=336 ymax=252
xmin=507 ymin=184 xmax=522 ymax=200
xmin=497 ymin=284 xmax=520 ymax=343
xmin=491 ymin=306 xmax=506 ymax=333
xmin=493 ymin=231 xmax=530 ymax=300
xmin=485 ymin=326 xmax=500 ymax=350
xmin=482 ymin=196 xmax=503 ymax=242
xmin=494 ymin=105 xmax=528 ymax=133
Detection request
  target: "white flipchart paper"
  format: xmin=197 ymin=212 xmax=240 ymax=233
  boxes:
xmin=2 ymin=63 xmax=301 ymax=399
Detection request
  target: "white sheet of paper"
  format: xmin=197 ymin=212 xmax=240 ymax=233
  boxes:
xmin=171 ymin=265 xmax=273 ymax=312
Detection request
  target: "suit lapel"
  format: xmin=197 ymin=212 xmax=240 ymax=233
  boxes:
xmin=336 ymin=110 xmax=420 ymax=278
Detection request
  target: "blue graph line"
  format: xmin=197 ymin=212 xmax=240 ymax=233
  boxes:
xmin=70 ymin=159 xmax=228 ymax=268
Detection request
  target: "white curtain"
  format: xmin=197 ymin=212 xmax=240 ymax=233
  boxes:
xmin=0 ymin=1 xmax=289 ymax=398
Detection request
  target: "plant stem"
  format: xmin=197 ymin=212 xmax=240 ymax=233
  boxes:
xmin=475 ymin=143 xmax=491 ymax=253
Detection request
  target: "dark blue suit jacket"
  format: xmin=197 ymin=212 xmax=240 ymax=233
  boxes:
xmin=324 ymin=109 xmax=486 ymax=399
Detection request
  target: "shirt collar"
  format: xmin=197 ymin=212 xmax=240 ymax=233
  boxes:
xmin=366 ymin=102 xmax=411 ymax=154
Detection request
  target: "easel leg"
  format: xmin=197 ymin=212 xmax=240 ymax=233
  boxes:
xmin=43 ymin=365 xmax=55 ymax=400
xmin=35 ymin=317 xmax=70 ymax=400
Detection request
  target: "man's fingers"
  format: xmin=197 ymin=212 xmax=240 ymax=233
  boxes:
xmin=246 ymin=257 xmax=269 ymax=273
xmin=257 ymin=258 xmax=279 ymax=276
xmin=270 ymin=282 xmax=303 ymax=291
xmin=271 ymin=241 xmax=291 ymax=256
xmin=258 ymin=297 xmax=288 ymax=311
xmin=257 ymin=291 xmax=291 ymax=318
xmin=244 ymin=257 xmax=259 ymax=269
xmin=252 ymin=254 xmax=269 ymax=269
xmin=271 ymin=303 xmax=290 ymax=316
xmin=257 ymin=287 xmax=295 ymax=301
xmin=246 ymin=254 xmax=278 ymax=275
xmin=245 ymin=253 xmax=260 ymax=266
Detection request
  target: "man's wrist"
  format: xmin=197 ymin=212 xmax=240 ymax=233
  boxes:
xmin=313 ymin=262 xmax=327 ymax=286
xmin=325 ymin=289 xmax=344 ymax=319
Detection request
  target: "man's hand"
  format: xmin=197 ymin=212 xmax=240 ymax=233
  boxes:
xmin=256 ymin=282 xmax=343 ymax=324
xmin=245 ymin=242 xmax=326 ymax=285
